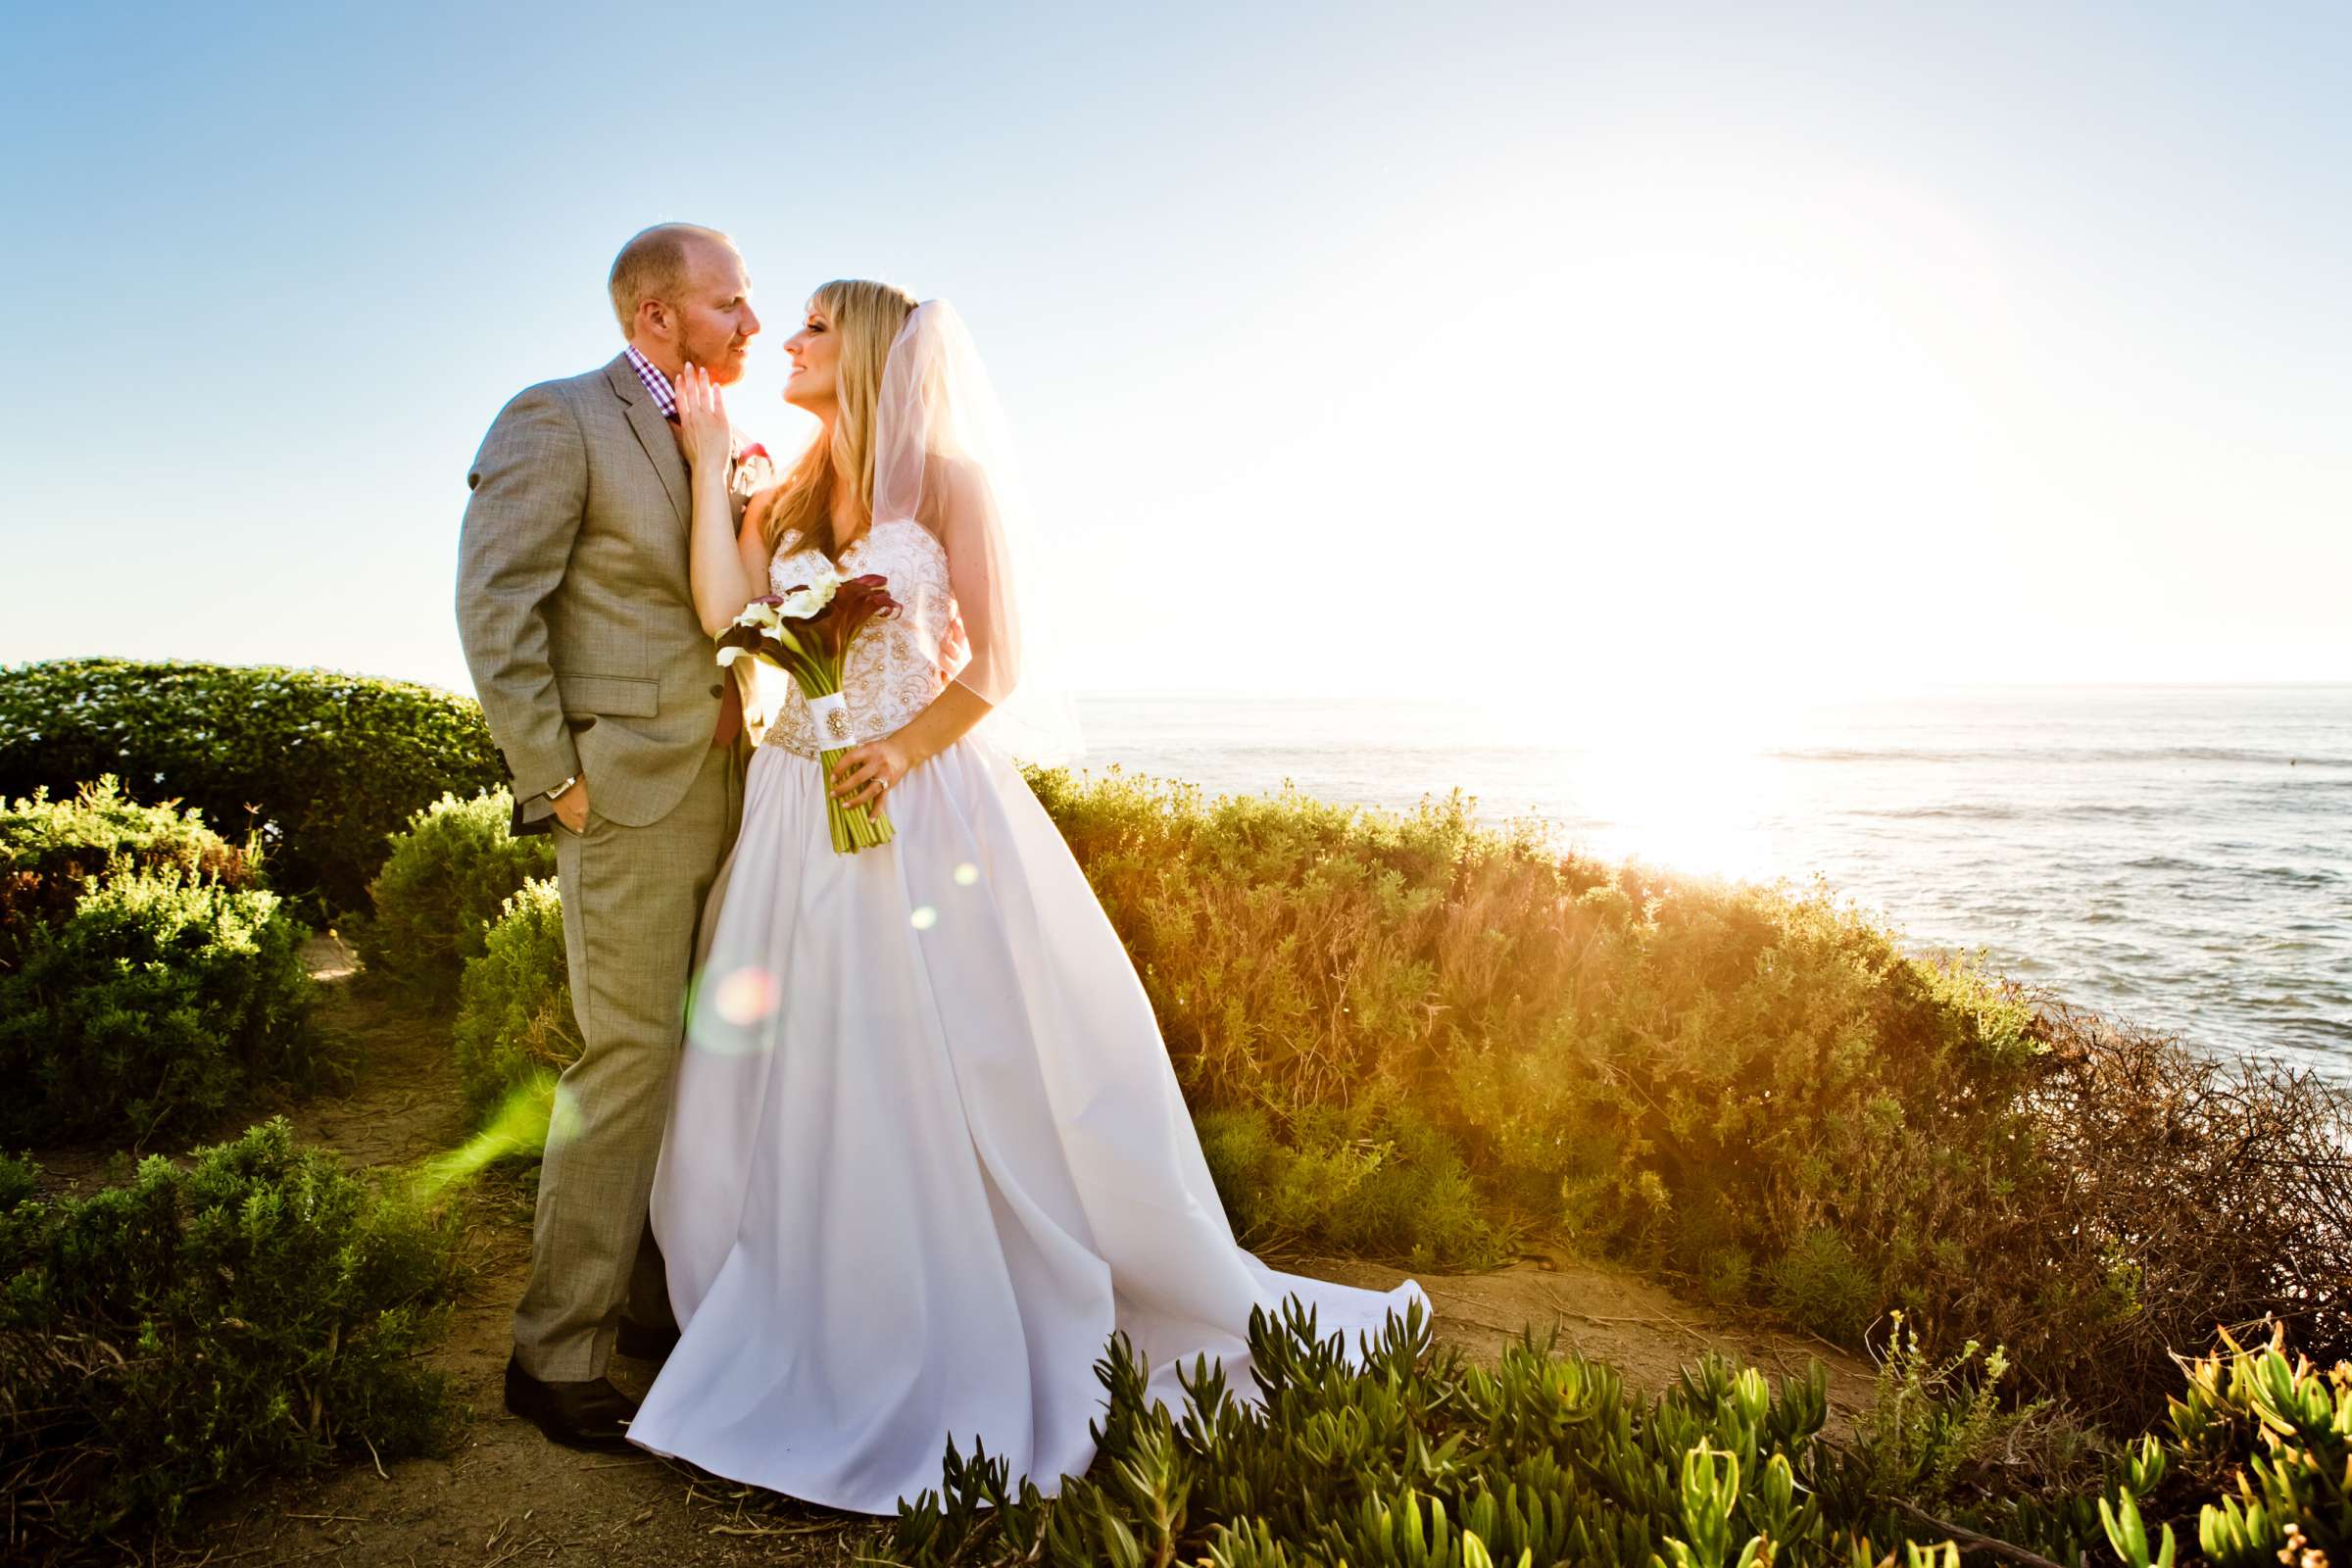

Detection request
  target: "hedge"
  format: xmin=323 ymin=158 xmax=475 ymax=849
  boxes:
xmin=0 ymin=659 xmax=504 ymax=911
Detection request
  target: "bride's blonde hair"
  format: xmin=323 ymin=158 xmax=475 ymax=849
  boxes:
xmin=760 ymin=278 xmax=921 ymax=562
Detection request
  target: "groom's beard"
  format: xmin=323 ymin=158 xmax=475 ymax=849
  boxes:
xmin=696 ymin=338 xmax=749 ymax=386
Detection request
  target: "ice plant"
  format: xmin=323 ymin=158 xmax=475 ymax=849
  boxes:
xmin=717 ymin=571 xmax=904 ymax=852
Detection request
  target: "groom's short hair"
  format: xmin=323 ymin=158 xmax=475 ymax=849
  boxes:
xmin=610 ymin=223 xmax=738 ymax=332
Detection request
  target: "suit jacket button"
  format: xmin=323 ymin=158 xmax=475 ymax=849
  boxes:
xmin=709 ymin=683 xmax=724 ymax=697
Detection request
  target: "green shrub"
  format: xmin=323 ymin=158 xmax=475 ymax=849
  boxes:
xmin=1847 ymin=1319 xmax=2116 ymax=1560
xmin=1024 ymin=766 xmax=2352 ymax=1425
xmin=0 ymin=1119 xmax=461 ymax=1553
xmin=0 ymin=659 xmax=504 ymax=910
xmin=0 ymin=788 xmax=318 ymax=1145
xmin=1769 ymin=1229 xmax=1881 ymax=1345
xmin=362 ymin=788 xmax=554 ymax=1004
xmin=452 ymin=877 xmax=577 ymax=1117
xmin=1199 ymin=1103 xmax=1509 ymax=1273
xmin=0 ymin=776 xmax=258 ymax=961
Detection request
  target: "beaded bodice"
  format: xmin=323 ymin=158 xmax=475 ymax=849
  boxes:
xmin=759 ymin=517 xmax=957 ymax=759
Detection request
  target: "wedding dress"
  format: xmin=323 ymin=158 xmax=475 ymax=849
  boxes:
xmin=625 ymin=403 xmax=1426 ymax=1511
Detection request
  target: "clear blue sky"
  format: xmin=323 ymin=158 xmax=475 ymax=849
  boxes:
xmin=4 ymin=0 xmax=2347 ymax=710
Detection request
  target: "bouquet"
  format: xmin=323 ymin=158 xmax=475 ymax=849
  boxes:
xmin=717 ymin=564 xmax=905 ymax=853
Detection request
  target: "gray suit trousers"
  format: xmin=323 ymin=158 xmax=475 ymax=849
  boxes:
xmin=512 ymin=737 xmax=748 ymax=1381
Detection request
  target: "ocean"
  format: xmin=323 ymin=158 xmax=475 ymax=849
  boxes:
xmin=1070 ymin=685 xmax=2352 ymax=1077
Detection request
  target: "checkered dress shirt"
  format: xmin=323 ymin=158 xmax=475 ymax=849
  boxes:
xmin=623 ymin=345 xmax=680 ymax=422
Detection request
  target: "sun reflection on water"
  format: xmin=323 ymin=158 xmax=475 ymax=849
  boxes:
xmin=1492 ymin=683 xmax=1797 ymax=883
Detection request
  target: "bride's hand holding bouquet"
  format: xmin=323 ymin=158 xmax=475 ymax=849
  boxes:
xmin=829 ymin=735 xmax=913 ymax=812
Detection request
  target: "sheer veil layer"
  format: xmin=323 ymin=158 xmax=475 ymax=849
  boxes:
xmin=870 ymin=300 xmax=1083 ymax=765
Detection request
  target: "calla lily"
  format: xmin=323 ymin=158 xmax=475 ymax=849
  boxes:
xmin=772 ymin=575 xmax=839 ymax=620
xmin=711 ymin=567 xmax=906 ymax=853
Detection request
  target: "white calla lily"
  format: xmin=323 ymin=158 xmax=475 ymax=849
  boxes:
xmin=773 ymin=569 xmax=840 ymax=621
xmin=733 ymin=601 xmax=783 ymax=633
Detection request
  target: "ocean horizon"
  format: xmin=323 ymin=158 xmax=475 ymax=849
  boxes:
xmin=1068 ymin=683 xmax=2352 ymax=1078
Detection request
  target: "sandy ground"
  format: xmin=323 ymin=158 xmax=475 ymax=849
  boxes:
xmin=55 ymin=933 xmax=1874 ymax=1567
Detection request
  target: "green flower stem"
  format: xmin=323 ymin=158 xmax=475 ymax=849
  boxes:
xmin=817 ymin=746 xmax=896 ymax=855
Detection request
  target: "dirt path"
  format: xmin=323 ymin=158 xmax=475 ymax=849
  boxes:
xmin=165 ymin=935 xmax=1875 ymax=1567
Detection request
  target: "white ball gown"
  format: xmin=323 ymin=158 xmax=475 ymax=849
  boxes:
xmin=625 ymin=517 xmax=1428 ymax=1514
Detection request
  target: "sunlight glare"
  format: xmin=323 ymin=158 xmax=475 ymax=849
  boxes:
xmin=1475 ymin=654 xmax=1803 ymax=882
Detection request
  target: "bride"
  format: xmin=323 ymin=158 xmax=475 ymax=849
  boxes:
xmin=623 ymin=279 xmax=1426 ymax=1514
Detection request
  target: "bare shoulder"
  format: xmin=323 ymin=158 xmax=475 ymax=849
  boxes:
xmin=916 ymin=450 xmax=989 ymax=530
xmin=924 ymin=449 xmax=982 ymax=486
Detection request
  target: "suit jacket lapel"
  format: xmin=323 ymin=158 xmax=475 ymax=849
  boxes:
xmin=603 ymin=355 xmax=690 ymax=529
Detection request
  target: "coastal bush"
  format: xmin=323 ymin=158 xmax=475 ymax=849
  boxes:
xmin=0 ymin=1119 xmax=462 ymax=1555
xmin=452 ymin=876 xmax=578 ymax=1115
xmin=772 ymin=1296 xmax=2352 ymax=1568
xmin=363 ymin=788 xmax=554 ymax=1004
xmin=2014 ymin=1005 xmax=2352 ymax=1418
xmin=1828 ymin=1312 xmax=2107 ymax=1559
xmin=1197 ymin=1103 xmax=1509 ymax=1272
xmin=0 ymin=783 xmax=318 ymax=1145
xmin=0 ymin=658 xmax=505 ymax=910
xmin=1024 ymin=766 xmax=2352 ymax=1425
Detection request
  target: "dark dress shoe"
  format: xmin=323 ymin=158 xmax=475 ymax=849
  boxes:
xmin=615 ymin=1316 xmax=680 ymax=1363
xmin=504 ymin=1352 xmax=639 ymax=1451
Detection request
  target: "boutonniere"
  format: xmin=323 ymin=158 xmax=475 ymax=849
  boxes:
xmin=730 ymin=440 xmax=776 ymax=504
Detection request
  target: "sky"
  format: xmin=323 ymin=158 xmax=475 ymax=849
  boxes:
xmin=3 ymin=0 xmax=2347 ymax=719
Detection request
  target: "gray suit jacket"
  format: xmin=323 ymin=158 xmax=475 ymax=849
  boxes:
xmin=457 ymin=354 xmax=736 ymax=829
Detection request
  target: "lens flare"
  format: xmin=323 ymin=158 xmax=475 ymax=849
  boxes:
xmin=403 ymin=1072 xmax=555 ymax=1199
xmin=712 ymin=965 xmax=779 ymax=1026
xmin=910 ymin=906 xmax=939 ymax=931
xmin=954 ymin=862 xmax=980 ymax=886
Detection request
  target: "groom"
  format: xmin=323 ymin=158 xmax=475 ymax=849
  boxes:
xmin=456 ymin=222 xmax=760 ymax=1450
